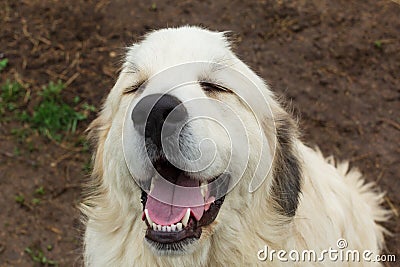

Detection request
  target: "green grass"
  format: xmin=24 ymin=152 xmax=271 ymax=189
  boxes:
xmin=25 ymin=247 xmax=57 ymax=266
xmin=1 ymin=61 xmax=95 ymax=142
xmin=29 ymin=81 xmax=87 ymax=141
xmin=2 ymin=61 xmax=95 ymax=176
xmin=1 ymin=60 xmax=96 ymax=143
xmin=374 ymin=40 xmax=383 ymax=49
xmin=32 ymin=198 xmax=41 ymax=205
xmin=32 ymin=186 xmax=45 ymax=205
xmin=0 ymin=58 xmax=8 ymax=72
xmin=35 ymin=186 xmax=45 ymax=195
xmin=0 ymin=80 xmax=24 ymax=115
xmin=15 ymin=194 xmax=25 ymax=204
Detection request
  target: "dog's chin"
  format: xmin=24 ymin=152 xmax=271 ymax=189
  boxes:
xmin=139 ymin=159 xmax=230 ymax=255
xmin=145 ymin=236 xmax=200 ymax=256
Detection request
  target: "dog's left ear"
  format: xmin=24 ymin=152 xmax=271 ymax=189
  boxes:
xmin=269 ymin=112 xmax=303 ymax=217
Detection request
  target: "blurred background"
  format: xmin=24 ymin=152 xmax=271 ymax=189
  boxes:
xmin=0 ymin=0 xmax=399 ymax=266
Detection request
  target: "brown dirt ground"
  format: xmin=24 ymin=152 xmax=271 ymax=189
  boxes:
xmin=0 ymin=0 xmax=399 ymax=266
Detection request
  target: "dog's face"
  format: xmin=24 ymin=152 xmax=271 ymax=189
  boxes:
xmin=90 ymin=27 xmax=298 ymax=258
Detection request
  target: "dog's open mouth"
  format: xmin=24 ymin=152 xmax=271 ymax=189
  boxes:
xmin=140 ymin=160 xmax=229 ymax=249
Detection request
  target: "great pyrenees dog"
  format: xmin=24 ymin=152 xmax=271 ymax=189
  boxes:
xmin=81 ymin=26 xmax=390 ymax=266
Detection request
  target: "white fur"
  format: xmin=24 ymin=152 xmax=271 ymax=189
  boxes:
xmin=82 ymin=26 xmax=390 ymax=266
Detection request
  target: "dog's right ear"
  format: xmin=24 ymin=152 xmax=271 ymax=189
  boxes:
xmin=84 ymin=69 xmax=141 ymax=198
xmin=86 ymin=69 xmax=139 ymax=153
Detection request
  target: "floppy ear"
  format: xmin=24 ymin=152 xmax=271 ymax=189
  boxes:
xmin=83 ymin=84 xmax=120 ymax=207
xmin=269 ymin=109 xmax=303 ymax=217
xmin=216 ymin=50 xmax=302 ymax=216
xmin=83 ymin=69 xmax=139 ymax=203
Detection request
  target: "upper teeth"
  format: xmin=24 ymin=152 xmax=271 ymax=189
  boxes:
xmin=200 ymin=182 xmax=208 ymax=198
xmin=144 ymin=208 xmax=191 ymax=232
xmin=150 ymin=177 xmax=156 ymax=192
xmin=182 ymin=208 xmax=190 ymax=227
xmin=144 ymin=209 xmax=153 ymax=225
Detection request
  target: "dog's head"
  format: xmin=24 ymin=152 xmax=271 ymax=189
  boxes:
xmin=85 ymin=26 xmax=302 ymax=258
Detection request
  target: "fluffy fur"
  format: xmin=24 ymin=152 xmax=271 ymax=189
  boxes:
xmin=81 ymin=26 xmax=390 ymax=266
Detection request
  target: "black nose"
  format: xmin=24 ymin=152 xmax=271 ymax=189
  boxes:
xmin=131 ymin=94 xmax=187 ymax=147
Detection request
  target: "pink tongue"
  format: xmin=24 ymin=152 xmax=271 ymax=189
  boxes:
xmin=145 ymin=175 xmax=205 ymax=226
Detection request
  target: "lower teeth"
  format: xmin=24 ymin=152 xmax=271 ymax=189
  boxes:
xmin=151 ymin=222 xmax=183 ymax=232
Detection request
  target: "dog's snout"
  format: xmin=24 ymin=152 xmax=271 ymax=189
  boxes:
xmin=131 ymin=94 xmax=187 ymax=146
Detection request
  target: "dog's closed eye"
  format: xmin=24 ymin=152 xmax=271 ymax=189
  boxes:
xmin=199 ymin=81 xmax=233 ymax=93
xmin=123 ymin=81 xmax=146 ymax=95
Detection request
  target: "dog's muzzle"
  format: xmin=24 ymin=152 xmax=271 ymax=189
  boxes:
xmin=131 ymin=94 xmax=230 ymax=251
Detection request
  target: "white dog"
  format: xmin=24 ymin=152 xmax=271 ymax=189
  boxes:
xmin=81 ymin=26 xmax=390 ymax=266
